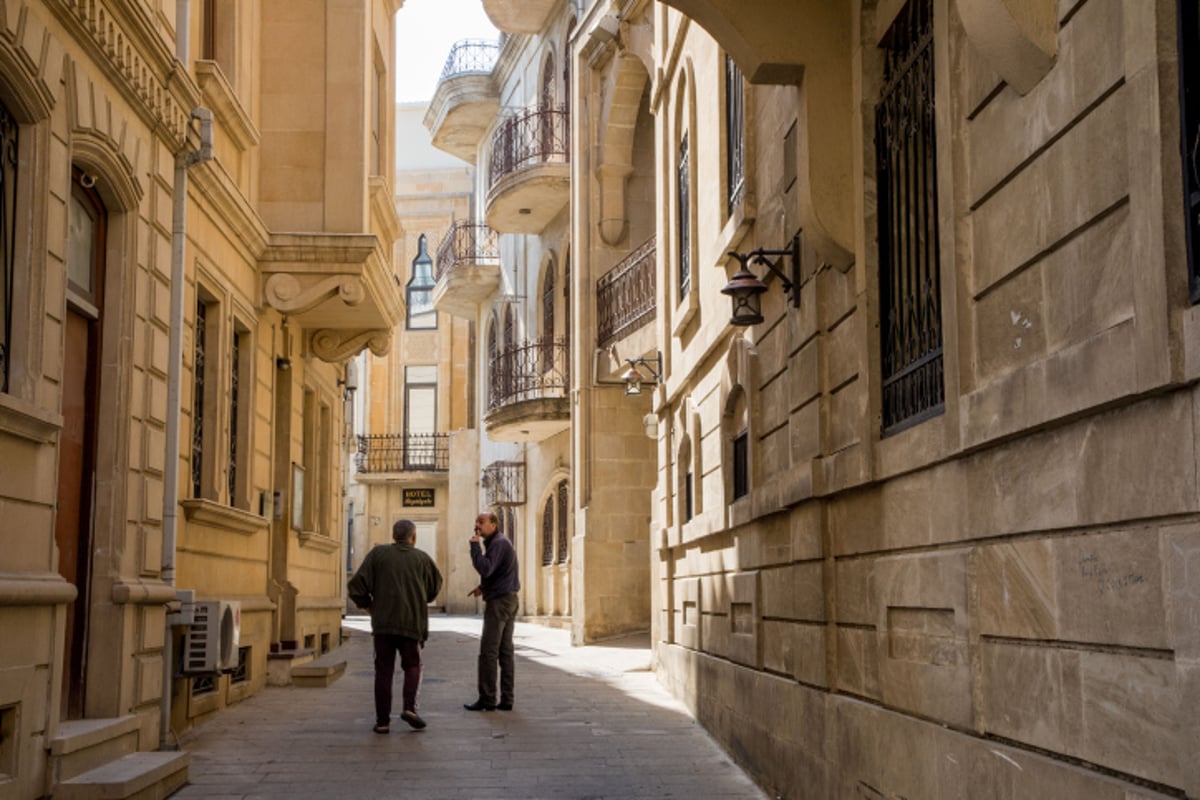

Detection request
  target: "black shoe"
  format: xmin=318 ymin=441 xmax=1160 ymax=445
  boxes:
xmin=400 ymin=710 xmax=426 ymax=730
xmin=463 ymin=699 xmax=496 ymax=711
xmin=496 ymin=702 xmax=513 ymax=711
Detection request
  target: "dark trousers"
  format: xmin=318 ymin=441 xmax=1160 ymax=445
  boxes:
xmin=478 ymin=592 xmax=519 ymax=705
xmin=373 ymin=634 xmax=422 ymax=724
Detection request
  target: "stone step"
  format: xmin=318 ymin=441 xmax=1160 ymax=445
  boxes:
xmin=291 ymin=657 xmax=347 ymax=687
xmin=49 ymin=716 xmax=140 ymax=784
xmin=54 ymin=751 xmax=189 ymax=800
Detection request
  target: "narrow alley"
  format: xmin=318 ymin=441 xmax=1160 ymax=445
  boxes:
xmin=171 ymin=616 xmax=767 ymax=800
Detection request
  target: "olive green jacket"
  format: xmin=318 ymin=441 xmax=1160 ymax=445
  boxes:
xmin=347 ymin=542 xmax=443 ymax=642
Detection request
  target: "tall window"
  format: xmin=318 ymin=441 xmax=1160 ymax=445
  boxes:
xmin=729 ymin=390 xmax=749 ymax=501
xmin=191 ymin=297 xmax=214 ymax=499
xmin=228 ymin=326 xmax=241 ymax=505
xmin=404 ymin=366 xmax=437 ymax=469
xmin=505 ymin=508 xmax=516 ymax=545
xmin=487 ymin=318 xmax=498 ymax=410
xmin=541 ymin=496 xmax=554 ymax=566
xmin=677 ymin=134 xmax=691 ymax=298
xmin=406 ymin=234 xmax=437 ymax=329
xmin=201 ymin=0 xmax=217 ymax=60
xmin=228 ymin=321 xmax=251 ymax=508
xmin=556 ymin=480 xmax=569 ymax=564
xmin=371 ymin=58 xmax=384 ymax=176
xmin=876 ymin=0 xmax=943 ymax=435
xmin=1180 ymin=0 xmax=1200 ymax=302
xmin=725 ymin=55 xmax=745 ymax=213
xmin=541 ymin=264 xmax=555 ymax=371
xmin=1 ymin=99 xmax=18 ymax=393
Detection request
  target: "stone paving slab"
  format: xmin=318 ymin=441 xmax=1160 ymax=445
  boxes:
xmin=172 ymin=616 xmax=766 ymax=800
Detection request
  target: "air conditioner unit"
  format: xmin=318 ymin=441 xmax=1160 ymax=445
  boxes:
xmin=183 ymin=600 xmax=241 ymax=674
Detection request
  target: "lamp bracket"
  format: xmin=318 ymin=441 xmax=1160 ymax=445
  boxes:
xmin=626 ymin=352 xmax=662 ymax=382
xmin=728 ymin=232 xmax=802 ymax=307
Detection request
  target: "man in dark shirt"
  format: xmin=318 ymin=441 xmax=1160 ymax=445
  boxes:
xmin=464 ymin=511 xmax=520 ymax=711
xmin=348 ymin=519 xmax=443 ymax=732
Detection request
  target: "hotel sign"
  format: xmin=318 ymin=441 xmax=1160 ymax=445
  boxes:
xmin=402 ymin=488 xmax=435 ymax=507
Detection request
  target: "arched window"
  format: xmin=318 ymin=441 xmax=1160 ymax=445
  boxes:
xmin=541 ymin=495 xmax=554 ymax=566
xmin=541 ymin=53 xmax=556 ymax=109
xmin=503 ymin=304 xmax=515 ymax=352
xmin=406 ymin=234 xmax=437 ymax=329
xmin=728 ymin=389 xmax=749 ymax=502
xmin=486 ymin=317 xmax=498 ymax=409
xmin=677 ymin=132 xmax=690 ymax=299
xmin=556 ymin=480 xmax=569 ymax=563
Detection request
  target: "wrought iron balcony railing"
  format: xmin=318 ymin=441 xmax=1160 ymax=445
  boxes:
xmin=356 ymin=433 xmax=450 ymax=473
xmin=488 ymin=106 xmax=570 ymax=192
xmin=487 ymin=338 xmax=569 ymax=412
xmin=434 ymin=221 xmax=500 ymax=283
xmin=483 ymin=460 xmax=525 ymax=507
xmin=438 ymin=39 xmax=500 ymax=82
xmin=597 ymin=235 xmax=656 ymax=348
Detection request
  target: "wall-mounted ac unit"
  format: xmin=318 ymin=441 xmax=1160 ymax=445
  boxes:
xmin=183 ymin=600 xmax=241 ymax=674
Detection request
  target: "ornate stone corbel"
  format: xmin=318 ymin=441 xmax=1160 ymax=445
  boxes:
xmin=597 ymin=162 xmax=634 ymax=246
xmin=310 ymin=329 xmax=391 ymax=363
xmin=264 ymin=273 xmax=366 ymax=316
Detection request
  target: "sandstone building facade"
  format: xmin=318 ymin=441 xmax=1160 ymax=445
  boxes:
xmin=0 ymin=0 xmax=403 ymax=795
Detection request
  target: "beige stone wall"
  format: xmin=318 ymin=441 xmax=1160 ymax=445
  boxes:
xmin=0 ymin=0 xmax=402 ymax=790
xmin=647 ymin=0 xmax=1200 ymax=797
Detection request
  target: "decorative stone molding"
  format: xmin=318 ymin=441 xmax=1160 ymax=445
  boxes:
xmin=310 ymin=328 xmax=391 ymax=362
xmin=957 ymin=0 xmax=1056 ymax=95
xmin=0 ymin=3 xmax=64 ymax=119
xmin=47 ymin=0 xmax=200 ymax=151
xmin=0 ymin=392 xmax=61 ymax=444
xmin=264 ymin=273 xmax=366 ymax=316
xmin=111 ymin=577 xmax=177 ymax=604
xmin=0 ymin=572 xmax=77 ymax=605
xmin=180 ymin=498 xmax=268 ymax=534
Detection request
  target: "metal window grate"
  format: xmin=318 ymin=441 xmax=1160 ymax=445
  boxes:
xmin=230 ymin=646 xmax=249 ymax=684
xmin=355 ymin=433 xmax=450 ymax=473
xmin=488 ymin=106 xmax=570 ymax=192
xmin=0 ymin=101 xmax=16 ymax=393
xmin=875 ymin=0 xmax=944 ymax=435
xmin=435 ymin=222 xmax=499 ymax=283
xmin=556 ymin=480 xmax=569 ymax=564
xmin=541 ymin=496 xmax=554 ymax=566
xmin=597 ymin=236 xmax=656 ymax=348
xmin=486 ymin=338 xmax=569 ymax=411
xmin=725 ymin=55 xmax=745 ymax=214
xmin=228 ymin=331 xmax=239 ymax=505
xmin=192 ymin=300 xmax=207 ymax=498
xmin=439 ymin=39 xmax=500 ymax=82
xmin=1180 ymin=0 xmax=1200 ymax=303
xmin=542 ymin=267 xmax=555 ymax=372
xmin=677 ymin=134 xmax=691 ymax=298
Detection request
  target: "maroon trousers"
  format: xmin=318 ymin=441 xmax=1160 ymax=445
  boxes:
xmin=373 ymin=634 xmax=422 ymax=725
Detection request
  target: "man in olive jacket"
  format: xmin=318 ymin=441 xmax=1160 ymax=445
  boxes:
xmin=348 ymin=519 xmax=442 ymax=732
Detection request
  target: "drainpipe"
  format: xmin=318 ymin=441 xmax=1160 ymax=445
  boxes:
xmin=160 ymin=0 xmax=214 ymax=749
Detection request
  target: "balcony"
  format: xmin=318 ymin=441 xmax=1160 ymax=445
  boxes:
xmin=425 ymin=40 xmax=501 ymax=164
xmin=482 ymin=460 xmax=525 ymax=507
xmin=485 ymin=106 xmax=570 ymax=234
xmin=597 ymin=235 xmax=656 ymax=348
xmin=484 ymin=338 xmax=570 ymax=443
xmin=432 ymin=222 xmax=502 ymax=319
xmin=355 ymin=433 xmax=450 ymax=473
xmin=260 ymin=232 xmax=404 ymax=361
xmin=481 ymin=0 xmax=556 ymax=34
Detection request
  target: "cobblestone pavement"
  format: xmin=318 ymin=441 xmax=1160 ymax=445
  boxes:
xmin=172 ymin=615 xmax=767 ymax=800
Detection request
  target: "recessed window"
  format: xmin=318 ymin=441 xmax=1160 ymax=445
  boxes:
xmin=725 ymin=54 xmax=745 ymax=214
xmin=684 ymin=470 xmax=694 ymax=522
xmin=0 ymin=101 xmax=17 ymax=393
xmin=1179 ymin=0 xmax=1200 ymax=303
xmin=732 ymin=430 xmax=749 ymax=500
xmin=230 ymin=646 xmax=249 ymax=684
xmin=556 ymin=480 xmax=569 ymax=564
xmin=677 ymin=133 xmax=691 ymax=299
xmin=191 ymin=675 xmax=216 ymax=697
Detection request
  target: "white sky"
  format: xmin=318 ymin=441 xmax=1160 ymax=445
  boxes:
xmin=394 ymin=0 xmax=499 ymax=103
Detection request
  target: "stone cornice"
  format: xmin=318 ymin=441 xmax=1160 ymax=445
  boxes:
xmin=188 ymin=157 xmax=270 ymax=264
xmin=0 ymin=572 xmax=77 ymax=605
xmin=297 ymin=530 xmax=340 ymax=553
xmin=48 ymin=0 xmax=200 ymax=150
xmin=0 ymin=392 xmax=61 ymax=443
xmin=195 ymin=59 xmax=260 ymax=150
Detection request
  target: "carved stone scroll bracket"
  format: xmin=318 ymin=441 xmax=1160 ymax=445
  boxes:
xmin=956 ymin=0 xmax=1056 ymax=95
xmin=264 ymin=273 xmax=366 ymax=316
xmin=310 ymin=329 xmax=392 ymax=363
xmin=597 ymin=163 xmax=634 ymax=246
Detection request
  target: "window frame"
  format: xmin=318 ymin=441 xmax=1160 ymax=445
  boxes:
xmin=1178 ymin=0 xmax=1200 ymax=303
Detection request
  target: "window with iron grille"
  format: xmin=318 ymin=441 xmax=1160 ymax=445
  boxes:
xmin=725 ymin=55 xmax=745 ymax=214
xmin=0 ymin=101 xmax=16 ymax=394
xmin=228 ymin=327 xmax=240 ymax=505
xmin=732 ymin=430 xmax=749 ymax=500
xmin=1180 ymin=0 xmax=1200 ymax=303
xmin=556 ymin=480 xmax=569 ymax=564
xmin=541 ymin=495 xmax=554 ymax=566
xmin=875 ymin=0 xmax=944 ymax=435
xmin=407 ymin=234 xmax=437 ymax=329
xmin=192 ymin=298 xmax=209 ymax=498
xmin=230 ymin=646 xmax=249 ymax=684
xmin=542 ymin=265 xmax=555 ymax=371
xmin=191 ymin=674 xmax=216 ymax=697
xmin=677 ymin=134 xmax=691 ymax=298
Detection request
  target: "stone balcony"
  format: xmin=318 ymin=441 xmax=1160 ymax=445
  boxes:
xmin=431 ymin=221 xmax=502 ymax=319
xmin=424 ymin=39 xmax=500 ymax=164
xmin=260 ymin=230 xmax=404 ymax=361
xmin=485 ymin=339 xmax=570 ymax=443
xmin=481 ymin=0 xmax=557 ymax=34
xmin=485 ymin=106 xmax=570 ymax=235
